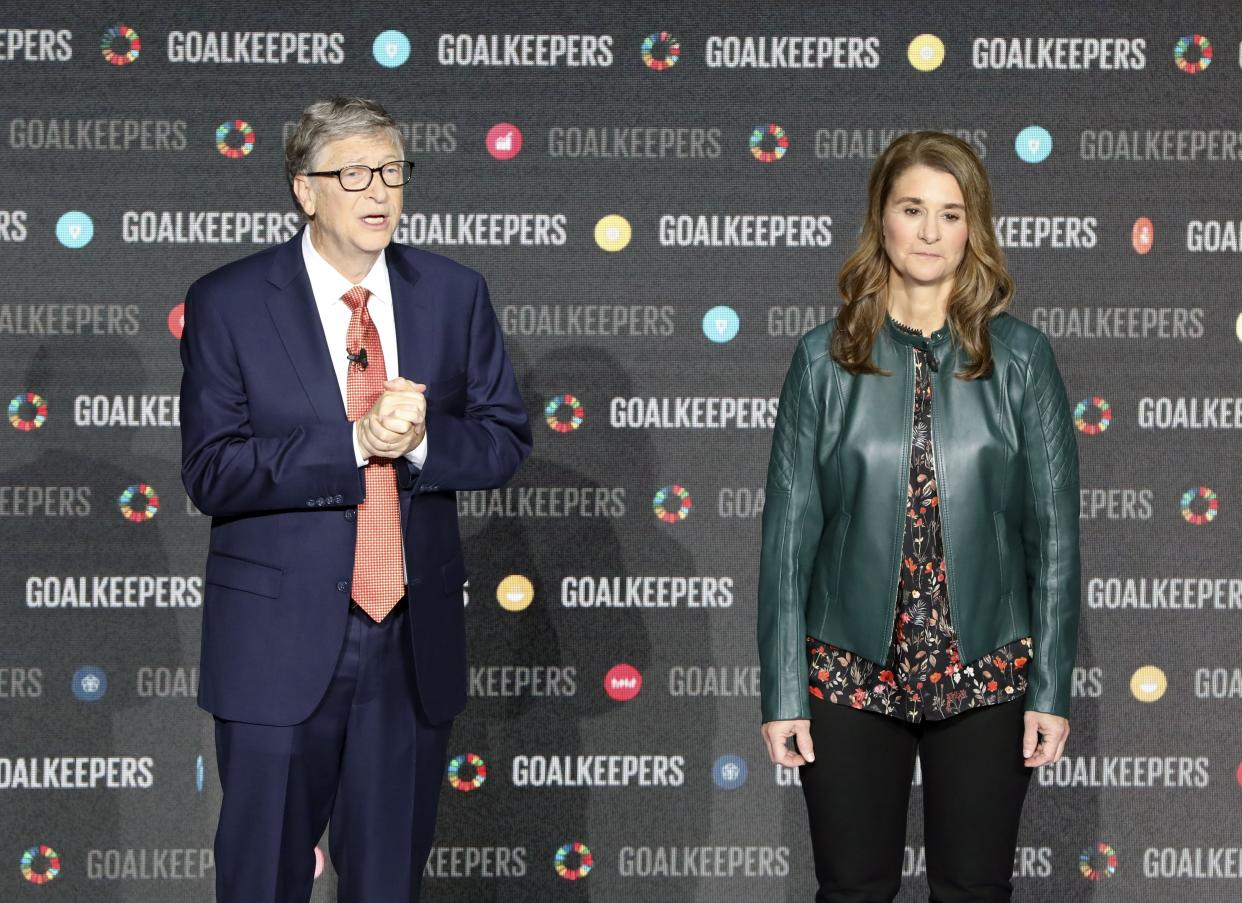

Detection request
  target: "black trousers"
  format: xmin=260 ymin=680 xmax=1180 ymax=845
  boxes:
xmin=800 ymin=692 xmax=1033 ymax=903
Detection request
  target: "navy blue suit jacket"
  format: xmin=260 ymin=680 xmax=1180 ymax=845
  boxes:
xmin=180 ymin=228 xmax=531 ymax=726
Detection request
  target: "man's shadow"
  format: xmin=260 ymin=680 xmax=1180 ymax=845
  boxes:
xmin=0 ymin=336 xmax=195 ymax=903
xmin=417 ymin=344 xmax=717 ymax=902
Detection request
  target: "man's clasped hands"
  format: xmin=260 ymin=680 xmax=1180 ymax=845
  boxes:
xmin=354 ymin=377 xmax=428 ymax=459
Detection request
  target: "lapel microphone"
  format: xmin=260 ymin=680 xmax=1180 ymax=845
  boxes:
xmin=346 ymin=346 xmax=368 ymax=370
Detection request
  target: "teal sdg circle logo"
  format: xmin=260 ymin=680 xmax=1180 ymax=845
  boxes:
xmin=703 ymin=306 xmax=740 ymax=343
xmin=1015 ymin=126 xmax=1052 ymax=163
xmin=56 ymin=211 xmax=94 ymax=248
xmin=373 ymin=30 xmax=411 ymax=67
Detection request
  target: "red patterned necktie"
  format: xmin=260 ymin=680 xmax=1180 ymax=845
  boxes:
xmin=342 ymin=285 xmax=404 ymax=621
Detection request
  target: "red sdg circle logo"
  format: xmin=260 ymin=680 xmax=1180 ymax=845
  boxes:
xmin=486 ymin=123 xmax=523 ymax=160
xmin=604 ymin=664 xmax=642 ymax=701
xmin=169 ymin=302 xmax=185 ymax=339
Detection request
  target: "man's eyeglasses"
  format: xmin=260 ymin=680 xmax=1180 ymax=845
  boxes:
xmin=305 ymin=160 xmax=414 ymax=192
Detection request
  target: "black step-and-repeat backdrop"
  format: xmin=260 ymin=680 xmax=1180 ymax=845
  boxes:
xmin=2 ymin=2 xmax=1240 ymax=900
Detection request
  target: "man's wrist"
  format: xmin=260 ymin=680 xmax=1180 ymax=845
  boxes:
xmin=352 ymin=419 xmax=370 ymax=467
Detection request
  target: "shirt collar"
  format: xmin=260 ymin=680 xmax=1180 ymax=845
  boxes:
xmin=300 ymin=226 xmax=392 ymax=313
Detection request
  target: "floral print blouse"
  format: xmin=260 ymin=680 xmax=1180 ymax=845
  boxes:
xmin=806 ymin=315 xmax=1033 ymax=722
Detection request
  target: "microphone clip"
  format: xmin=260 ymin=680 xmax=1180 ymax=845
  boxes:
xmin=346 ymin=346 xmax=369 ymax=370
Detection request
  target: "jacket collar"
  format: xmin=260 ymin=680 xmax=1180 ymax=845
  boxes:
xmin=884 ymin=312 xmax=953 ymax=349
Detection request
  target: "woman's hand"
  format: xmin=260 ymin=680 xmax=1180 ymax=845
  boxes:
xmin=761 ymin=719 xmax=815 ymax=767
xmin=1022 ymin=711 xmax=1069 ymax=767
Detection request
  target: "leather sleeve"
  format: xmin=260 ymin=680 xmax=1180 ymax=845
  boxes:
xmin=1019 ymin=334 xmax=1082 ymax=717
xmin=758 ymin=337 xmax=826 ymax=722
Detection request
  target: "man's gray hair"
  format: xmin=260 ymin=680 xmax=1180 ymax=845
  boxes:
xmin=284 ymin=96 xmax=403 ymax=209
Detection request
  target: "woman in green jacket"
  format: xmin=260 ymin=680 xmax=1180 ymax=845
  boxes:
xmin=757 ymin=131 xmax=1080 ymax=902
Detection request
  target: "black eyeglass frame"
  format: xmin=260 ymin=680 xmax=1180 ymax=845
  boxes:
xmin=305 ymin=160 xmax=414 ymax=191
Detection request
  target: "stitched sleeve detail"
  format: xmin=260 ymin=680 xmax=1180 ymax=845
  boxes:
xmin=1027 ymin=335 xmax=1078 ymax=493
xmin=768 ymin=340 xmax=813 ymax=492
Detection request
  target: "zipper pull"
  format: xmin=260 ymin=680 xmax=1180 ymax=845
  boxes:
xmin=921 ymin=342 xmax=939 ymax=372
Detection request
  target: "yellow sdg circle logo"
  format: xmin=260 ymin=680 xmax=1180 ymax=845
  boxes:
xmin=908 ymin=34 xmax=945 ymax=72
xmin=496 ymin=575 xmax=534 ymax=611
xmin=594 ymin=215 xmax=632 ymax=252
xmin=1130 ymin=665 xmax=1167 ymax=702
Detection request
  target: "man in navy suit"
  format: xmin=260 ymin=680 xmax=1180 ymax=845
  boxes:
xmin=179 ymin=96 xmax=531 ymax=902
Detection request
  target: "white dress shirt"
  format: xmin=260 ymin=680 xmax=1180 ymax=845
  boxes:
xmin=300 ymin=227 xmax=428 ymax=470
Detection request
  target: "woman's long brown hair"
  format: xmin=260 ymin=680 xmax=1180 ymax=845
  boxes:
xmin=830 ymin=131 xmax=1014 ymax=380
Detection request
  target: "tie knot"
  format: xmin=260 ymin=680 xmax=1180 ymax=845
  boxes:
xmin=342 ymin=286 xmax=371 ymax=312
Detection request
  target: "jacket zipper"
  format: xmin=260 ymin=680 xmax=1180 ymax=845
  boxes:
xmin=923 ymin=340 xmax=954 ymax=635
xmin=885 ymin=347 xmax=916 ymax=668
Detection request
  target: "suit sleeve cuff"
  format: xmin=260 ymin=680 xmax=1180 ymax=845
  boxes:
xmin=403 ymin=429 xmax=428 ymax=469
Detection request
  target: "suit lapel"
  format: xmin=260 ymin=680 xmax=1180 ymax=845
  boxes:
xmin=387 ymin=245 xmax=428 ymax=380
xmin=264 ymin=228 xmax=347 ymax=423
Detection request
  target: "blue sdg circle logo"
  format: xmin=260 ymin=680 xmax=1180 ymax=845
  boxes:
xmin=702 ymin=306 xmax=740 ymax=343
xmin=713 ymin=754 xmax=749 ymax=790
xmin=56 ymin=211 xmax=94 ymax=248
xmin=72 ymin=666 xmax=108 ymax=702
xmin=373 ymin=30 xmax=411 ymax=67
xmin=1014 ymin=126 xmax=1053 ymax=163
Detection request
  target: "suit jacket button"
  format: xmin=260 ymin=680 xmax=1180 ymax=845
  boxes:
xmin=344 ymin=509 xmax=355 ymax=520
xmin=316 ymin=498 xmax=325 ymax=507
xmin=334 ymin=494 xmax=343 ymax=503
xmin=336 ymin=580 xmax=348 ymax=592
xmin=306 ymin=499 xmax=315 ymax=507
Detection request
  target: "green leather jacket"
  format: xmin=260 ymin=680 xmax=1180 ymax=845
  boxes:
xmin=758 ymin=313 xmax=1080 ymax=722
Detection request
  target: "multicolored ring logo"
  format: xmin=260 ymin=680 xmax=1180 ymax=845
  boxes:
xmin=544 ymin=394 xmax=585 ymax=432
xmin=1073 ymin=396 xmax=1111 ymax=435
xmin=118 ymin=483 xmax=160 ymax=522
xmin=216 ymin=120 xmax=256 ymax=158
xmin=1173 ymin=34 xmax=1212 ymax=74
xmin=749 ymin=123 xmax=789 ymax=162
xmin=100 ymin=25 xmax=141 ymax=65
xmin=652 ymin=484 xmax=692 ymax=523
xmin=554 ymin=842 xmax=594 ymax=880
xmin=9 ymin=392 xmax=47 ymax=431
xmin=447 ymin=753 xmax=487 ymax=792
xmin=1078 ymin=841 xmax=1118 ymax=880
xmin=1179 ymin=486 xmax=1218 ymax=525
xmin=20 ymin=845 xmax=61 ymax=885
xmin=641 ymin=32 xmax=680 ymax=70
